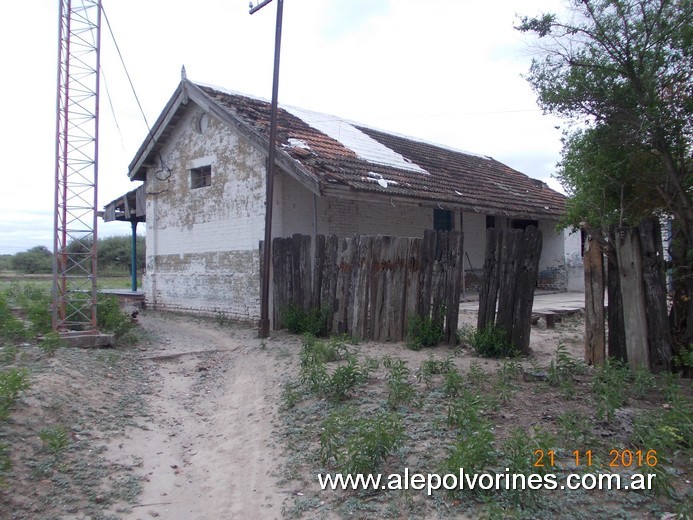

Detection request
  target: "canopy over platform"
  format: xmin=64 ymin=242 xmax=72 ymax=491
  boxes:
xmin=102 ymin=185 xmax=146 ymax=223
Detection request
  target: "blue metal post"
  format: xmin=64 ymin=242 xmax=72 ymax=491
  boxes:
xmin=131 ymin=220 xmax=138 ymax=292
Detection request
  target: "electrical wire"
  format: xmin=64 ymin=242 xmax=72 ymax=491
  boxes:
xmin=102 ymin=2 xmax=172 ymax=181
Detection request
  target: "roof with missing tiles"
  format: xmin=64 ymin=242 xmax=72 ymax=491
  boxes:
xmin=130 ymin=80 xmax=566 ymax=220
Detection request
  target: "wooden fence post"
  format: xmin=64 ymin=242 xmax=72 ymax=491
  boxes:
xmin=606 ymin=227 xmax=627 ymax=362
xmin=495 ymin=229 xmax=522 ymax=345
xmin=584 ymin=234 xmax=605 ymax=365
xmin=444 ymin=230 xmax=464 ymax=345
xmin=511 ymin=226 xmax=542 ymax=355
xmin=478 ymin=228 xmax=501 ymax=331
xmin=333 ymin=237 xmax=356 ymax=335
xmin=615 ymin=227 xmax=650 ymax=370
xmin=638 ymin=217 xmax=673 ymax=372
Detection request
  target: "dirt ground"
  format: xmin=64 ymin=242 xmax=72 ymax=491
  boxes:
xmin=1 ymin=303 xmax=690 ymax=519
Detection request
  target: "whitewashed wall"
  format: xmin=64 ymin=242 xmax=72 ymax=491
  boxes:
xmin=143 ymin=107 xmax=266 ymax=321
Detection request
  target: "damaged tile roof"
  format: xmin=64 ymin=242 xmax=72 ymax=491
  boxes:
xmin=155 ymin=82 xmax=566 ymax=220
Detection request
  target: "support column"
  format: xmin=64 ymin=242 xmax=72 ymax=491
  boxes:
xmin=131 ymin=220 xmax=138 ymax=292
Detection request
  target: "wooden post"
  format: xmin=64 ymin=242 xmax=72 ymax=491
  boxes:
xmin=511 ymin=226 xmax=542 ymax=355
xmin=495 ymin=229 xmax=522 ymax=345
xmin=606 ymin=227 xmax=627 ymax=363
xmin=333 ymin=237 xmax=356 ymax=335
xmin=477 ymin=228 xmax=501 ymax=331
xmin=349 ymin=235 xmax=372 ymax=339
xmin=583 ymin=234 xmax=605 ymax=365
xmin=638 ymin=217 xmax=673 ymax=371
xmin=445 ymin=230 xmax=464 ymax=345
xmin=615 ymin=227 xmax=650 ymax=370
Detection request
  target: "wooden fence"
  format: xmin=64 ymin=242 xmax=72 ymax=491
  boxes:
xmin=271 ymin=230 xmax=464 ymax=344
xmin=477 ymin=226 xmax=543 ymax=355
xmin=584 ymin=217 xmax=673 ymax=371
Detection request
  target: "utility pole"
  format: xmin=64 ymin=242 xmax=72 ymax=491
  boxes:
xmin=250 ymin=0 xmax=284 ymax=338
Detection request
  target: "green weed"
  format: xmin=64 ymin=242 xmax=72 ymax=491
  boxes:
xmin=547 ymin=342 xmax=586 ymax=388
xmin=556 ymin=411 xmax=593 ymax=447
xmin=38 ymin=425 xmax=70 ymax=456
xmin=0 ymin=368 xmax=30 ymax=420
xmin=466 ymin=360 xmax=487 ymax=386
xmin=281 ymin=304 xmax=330 ymax=337
xmin=442 ymin=369 xmax=465 ymax=398
xmin=320 ymin=408 xmax=404 ymax=475
xmin=591 ymin=358 xmax=630 ymax=423
xmin=469 ymin=324 xmax=518 ymax=358
xmin=418 ymin=355 xmax=455 ymax=383
xmin=441 ymin=428 xmax=496 ymax=498
xmin=386 ymin=359 xmax=415 ymax=408
xmin=406 ymin=312 xmax=444 ymax=350
xmin=632 ymin=366 xmax=657 ymax=399
xmin=343 ymin=413 xmax=404 ymax=475
xmin=38 ymin=332 xmax=65 ymax=356
xmin=447 ymin=388 xmax=488 ymax=431
xmin=97 ymin=294 xmax=135 ymax=339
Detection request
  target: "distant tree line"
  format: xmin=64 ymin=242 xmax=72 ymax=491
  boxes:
xmin=2 ymin=236 xmax=146 ymax=276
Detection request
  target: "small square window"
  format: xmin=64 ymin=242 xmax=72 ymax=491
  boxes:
xmin=190 ymin=165 xmax=211 ymax=189
xmin=433 ymin=209 xmax=453 ymax=231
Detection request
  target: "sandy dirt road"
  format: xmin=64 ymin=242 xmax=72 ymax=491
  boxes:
xmin=106 ymin=312 xmax=289 ymax=520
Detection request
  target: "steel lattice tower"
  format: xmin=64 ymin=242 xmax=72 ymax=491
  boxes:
xmin=53 ymin=0 xmax=102 ymax=333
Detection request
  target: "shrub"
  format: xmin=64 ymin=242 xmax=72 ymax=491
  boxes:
xmin=0 ymin=368 xmax=30 ymax=420
xmin=441 ymin=428 xmax=496 ymax=498
xmin=591 ymin=358 xmax=630 ymax=423
xmin=406 ymin=313 xmax=444 ymax=350
xmin=469 ymin=324 xmax=519 ymax=358
xmin=0 ymin=292 xmax=28 ymax=342
xmin=38 ymin=332 xmax=65 ymax=356
xmin=97 ymin=294 xmax=135 ymax=339
xmin=320 ymin=409 xmax=404 ymax=474
xmin=38 ymin=425 xmax=69 ymax=456
xmin=281 ymin=304 xmax=330 ymax=337
xmin=386 ymin=359 xmax=415 ymax=408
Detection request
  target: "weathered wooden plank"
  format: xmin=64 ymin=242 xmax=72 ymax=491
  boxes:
xmin=419 ymin=229 xmax=436 ymax=319
xmin=403 ymin=237 xmax=422 ymax=336
xmin=495 ymin=229 xmax=522 ymax=344
xmin=387 ymin=237 xmax=409 ymax=342
xmin=638 ymin=217 xmax=673 ymax=372
xmin=606 ymin=227 xmax=627 ymax=363
xmin=477 ymin=229 xmax=501 ymax=331
xmin=444 ymin=230 xmax=464 ymax=345
xmin=333 ymin=237 xmax=356 ymax=335
xmin=271 ymin=237 xmax=289 ymax=329
xmin=370 ymin=235 xmax=391 ymax=341
xmin=431 ymin=230 xmax=448 ymax=328
xmin=299 ymin=234 xmax=313 ymax=311
xmin=583 ymin=235 xmax=605 ymax=365
xmin=349 ymin=235 xmax=373 ymax=339
xmin=321 ymin=235 xmax=339 ymax=333
xmin=510 ymin=226 xmax=542 ymax=355
xmin=312 ymin=234 xmax=326 ymax=310
xmin=615 ymin=227 xmax=650 ymax=370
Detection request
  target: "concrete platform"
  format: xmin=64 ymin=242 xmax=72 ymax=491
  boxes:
xmin=459 ymin=290 xmax=587 ymax=314
xmin=56 ymin=330 xmax=114 ymax=348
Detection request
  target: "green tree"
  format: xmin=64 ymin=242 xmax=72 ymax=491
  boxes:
xmin=96 ymin=235 xmax=146 ymax=275
xmin=11 ymin=246 xmax=53 ymax=274
xmin=517 ymin=0 xmax=692 ymax=361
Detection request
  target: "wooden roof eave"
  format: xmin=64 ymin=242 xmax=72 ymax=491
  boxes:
xmin=128 ymin=84 xmax=190 ymax=181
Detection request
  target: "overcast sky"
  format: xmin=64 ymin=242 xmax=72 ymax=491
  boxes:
xmin=0 ymin=0 xmax=566 ymax=255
